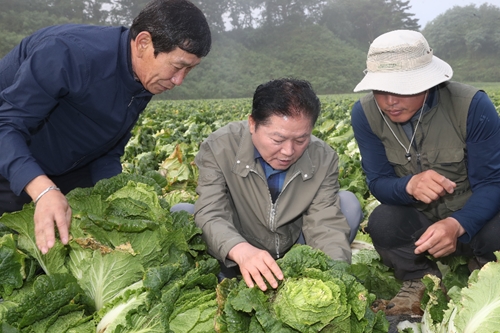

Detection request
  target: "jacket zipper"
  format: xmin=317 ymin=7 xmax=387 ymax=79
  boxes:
xmin=128 ymin=89 xmax=145 ymax=107
xmin=254 ymin=169 xmax=300 ymax=259
xmin=415 ymin=124 xmax=423 ymax=173
xmin=273 ymin=171 xmax=302 ymax=258
xmin=270 ymin=205 xmax=279 ymax=258
xmin=411 ymin=114 xmax=424 ymax=173
xmin=250 ymin=168 xmax=303 ymax=259
xmin=249 ymin=168 xmax=281 ymax=258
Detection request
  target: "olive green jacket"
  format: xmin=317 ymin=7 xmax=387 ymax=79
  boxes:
xmin=194 ymin=120 xmax=351 ymax=267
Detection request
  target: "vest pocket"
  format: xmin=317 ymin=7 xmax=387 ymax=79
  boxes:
xmin=386 ymin=148 xmax=412 ymax=177
xmin=426 ymin=148 xmax=468 ymax=183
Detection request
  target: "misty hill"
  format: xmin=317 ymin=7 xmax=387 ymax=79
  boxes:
xmin=2 ymin=1 xmax=500 ymax=100
xmin=164 ymin=24 xmax=367 ymax=100
xmin=163 ymin=2 xmax=500 ymax=100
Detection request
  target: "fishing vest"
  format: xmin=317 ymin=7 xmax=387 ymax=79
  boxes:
xmin=361 ymin=82 xmax=478 ymax=221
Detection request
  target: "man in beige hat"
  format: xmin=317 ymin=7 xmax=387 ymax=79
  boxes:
xmin=351 ymin=29 xmax=500 ymax=316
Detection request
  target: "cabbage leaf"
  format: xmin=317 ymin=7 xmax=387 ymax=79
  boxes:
xmin=215 ymin=245 xmax=389 ymax=333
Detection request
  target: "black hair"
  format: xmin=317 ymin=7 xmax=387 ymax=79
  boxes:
xmin=251 ymin=78 xmax=321 ymax=129
xmin=130 ymin=0 xmax=211 ymax=58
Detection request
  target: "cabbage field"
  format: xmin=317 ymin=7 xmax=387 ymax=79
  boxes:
xmin=1 ymin=91 xmax=500 ymax=332
xmin=121 ymin=96 xmax=377 ymax=215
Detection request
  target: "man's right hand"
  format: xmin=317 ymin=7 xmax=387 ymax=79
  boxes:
xmin=406 ymin=170 xmax=456 ymax=203
xmin=25 ymin=176 xmax=72 ymax=254
xmin=227 ymin=242 xmax=284 ymax=291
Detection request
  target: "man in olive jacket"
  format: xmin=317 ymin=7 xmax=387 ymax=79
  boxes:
xmin=194 ymin=78 xmax=361 ymax=291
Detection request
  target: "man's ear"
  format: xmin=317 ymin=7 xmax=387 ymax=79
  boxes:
xmin=133 ymin=31 xmax=152 ymax=57
xmin=248 ymin=115 xmax=255 ymax=134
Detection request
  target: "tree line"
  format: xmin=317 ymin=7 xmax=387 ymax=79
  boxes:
xmin=1 ymin=0 xmax=499 ymax=99
xmin=0 ymin=0 xmax=419 ymax=57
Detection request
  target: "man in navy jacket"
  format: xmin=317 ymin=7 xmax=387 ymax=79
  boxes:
xmin=0 ymin=0 xmax=211 ymax=254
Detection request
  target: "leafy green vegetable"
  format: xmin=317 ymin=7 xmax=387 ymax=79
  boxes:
xmin=273 ymin=277 xmax=348 ymax=332
xmin=0 ymin=273 xmax=84 ymax=329
xmin=408 ymin=252 xmax=500 ymax=333
xmin=1 ymin=208 xmax=68 ymax=277
xmin=94 ymin=257 xmax=219 ymax=333
xmin=0 ymin=234 xmax=26 ymax=296
xmin=215 ymin=245 xmax=389 ymax=333
xmin=348 ymin=248 xmax=401 ymax=301
xmin=0 ymin=174 xmax=215 ymax=332
xmin=67 ymin=242 xmax=144 ymax=311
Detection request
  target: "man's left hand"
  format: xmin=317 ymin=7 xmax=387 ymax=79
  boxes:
xmin=414 ymin=217 xmax=465 ymax=258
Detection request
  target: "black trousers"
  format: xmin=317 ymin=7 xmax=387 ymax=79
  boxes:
xmin=366 ymin=204 xmax=500 ymax=281
xmin=0 ymin=166 xmax=94 ymax=215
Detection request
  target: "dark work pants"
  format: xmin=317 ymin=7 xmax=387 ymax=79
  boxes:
xmin=0 ymin=166 xmax=94 ymax=215
xmin=366 ymin=204 xmax=500 ymax=281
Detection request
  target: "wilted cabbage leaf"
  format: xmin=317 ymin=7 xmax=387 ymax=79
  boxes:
xmin=410 ymin=252 xmax=500 ymax=333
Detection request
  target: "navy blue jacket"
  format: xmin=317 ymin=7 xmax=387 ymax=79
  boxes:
xmin=0 ymin=24 xmax=153 ymax=195
xmin=351 ymin=87 xmax=500 ymax=242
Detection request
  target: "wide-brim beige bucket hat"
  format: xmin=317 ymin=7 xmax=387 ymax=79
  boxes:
xmin=353 ymin=30 xmax=453 ymax=95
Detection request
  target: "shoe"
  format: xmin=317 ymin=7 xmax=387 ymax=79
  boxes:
xmin=467 ymin=256 xmax=490 ymax=273
xmin=384 ymin=279 xmax=425 ymax=316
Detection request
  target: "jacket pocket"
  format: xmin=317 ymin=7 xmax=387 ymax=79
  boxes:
xmin=386 ymin=147 xmax=411 ymax=177
xmin=425 ymin=148 xmax=467 ymax=183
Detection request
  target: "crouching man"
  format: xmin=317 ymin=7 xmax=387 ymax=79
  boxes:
xmin=351 ymin=30 xmax=500 ymax=315
xmin=192 ymin=78 xmax=362 ymax=291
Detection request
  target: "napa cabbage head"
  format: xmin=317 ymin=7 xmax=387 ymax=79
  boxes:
xmin=215 ymin=245 xmax=389 ymax=333
xmin=417 ymin=252 xmax=500 ymax=333
xmin=273 ymin=276 xmax=348 ymax=332
xmin=445 ymin=254 xmax=500 ymax=332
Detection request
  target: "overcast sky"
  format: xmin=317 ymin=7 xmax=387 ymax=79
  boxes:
xmin=408 ymin=0 xmax=500 ymax=27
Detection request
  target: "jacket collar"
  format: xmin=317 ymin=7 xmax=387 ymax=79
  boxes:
xmin=120 ymin=29 xmax=153 ymax=97
xmin=232 ymin=121 xmax=315 ymax=181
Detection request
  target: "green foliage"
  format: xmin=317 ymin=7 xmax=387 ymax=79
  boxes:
xmin=2 ymin=1 xmax=500 ymax=97
xmin=0 ymin=235 xmax=26 ymax=296
xmin=348 ymin=252 xmax=402 ymax=301
xmin=321 ymin=0 xmax=420 ymax=48
xmin=1 ymin=208 xmax=69 ymax=277
xmin=422 ymin=4 xmax=500 ymax=83
xmin=404 ymin=253 xmax=500 ymax=333
xmin=423 ymin=4 xmax=500 ymax=58
xmin=238 ymin=24 xmax=366 ymax=94
xmin=0 ymin=10 xmax=72 ymax=57
xmin=164 ymin=36 xmax=294 ymax=99
xmin=0 ymin=173 xmax=216 ymax=331
xmin=121 ymin=95 xmax=375 ymax=214
xmin=0 ymin=273 xmax=87 ymax=329
xmin=107 ymin=0 xmax=149 ymax=26
xmin=215 ymin=245 xmax=389 ymax=333
xmin=0 ymin=0 xmax=110 ymax=57
xmin=2 ymin=93 xmax=500 ymax=330
xmin=164 ymin=24 xmax=366 ymax=99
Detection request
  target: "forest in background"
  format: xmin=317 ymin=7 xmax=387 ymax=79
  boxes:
xmin=1 ymin=0 xmax=500 ymax=99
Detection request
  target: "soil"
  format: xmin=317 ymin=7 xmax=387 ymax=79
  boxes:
xmin=371 ymin=299 xmax=423 ymax=333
